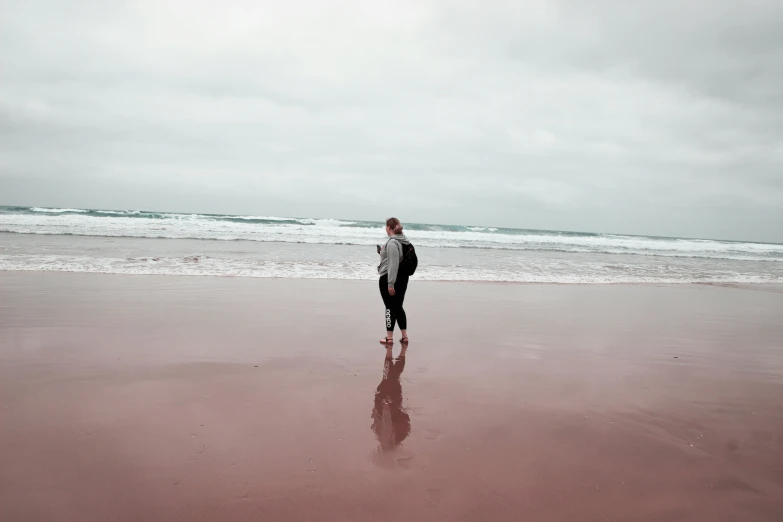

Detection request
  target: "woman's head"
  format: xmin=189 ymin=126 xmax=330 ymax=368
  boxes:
xmin=385 ymin=217 xmax=403 ymax=236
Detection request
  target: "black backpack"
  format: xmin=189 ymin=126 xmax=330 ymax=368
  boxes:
xmin=395 ymin=240 xmax=418 ymax=276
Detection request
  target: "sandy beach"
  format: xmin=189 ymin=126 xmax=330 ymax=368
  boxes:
xmin=1 ymin=272 xmax=782 ymax=521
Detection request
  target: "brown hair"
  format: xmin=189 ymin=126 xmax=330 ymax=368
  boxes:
xmin=386 ymin=217 xmax=403 ymax=235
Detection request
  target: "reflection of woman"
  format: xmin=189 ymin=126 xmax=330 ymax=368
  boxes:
xmin=371 ymin=347 xmax=410 ymax=451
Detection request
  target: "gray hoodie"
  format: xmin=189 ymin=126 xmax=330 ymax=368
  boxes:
xmin=378 ymin=234 xmax=411 ymax=286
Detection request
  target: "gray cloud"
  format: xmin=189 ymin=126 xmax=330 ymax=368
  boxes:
xmin=1 ymin=0 xmax=781 ymax=241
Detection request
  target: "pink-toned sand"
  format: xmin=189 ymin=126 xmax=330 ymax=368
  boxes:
xmin=1 ymin=272 xmax=782 ymax=521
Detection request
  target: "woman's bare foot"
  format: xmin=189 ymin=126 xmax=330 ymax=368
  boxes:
xmin=379 ymin=335 xmax=393 ymax=345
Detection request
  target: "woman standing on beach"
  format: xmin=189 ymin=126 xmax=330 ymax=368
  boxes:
xmin=378 ymin=218 xmax=412 ymax=345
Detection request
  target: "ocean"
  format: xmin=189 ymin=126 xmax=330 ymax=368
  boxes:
xmin=1 ymin=205 xmax=782 ymax=284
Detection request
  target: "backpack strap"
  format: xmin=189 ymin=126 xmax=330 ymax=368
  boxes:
xmin=389 ymin=237 xmax=405 ymax=260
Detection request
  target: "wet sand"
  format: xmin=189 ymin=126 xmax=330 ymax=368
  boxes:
xmin=1 ymin=272 xmax=782 ymax=522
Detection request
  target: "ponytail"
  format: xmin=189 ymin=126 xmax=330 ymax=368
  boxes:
xmin=386 ymin=217 xmax=403 ymax=235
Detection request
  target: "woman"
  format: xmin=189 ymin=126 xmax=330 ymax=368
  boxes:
xmin=377 ymin=217 xmax=411 ymax=344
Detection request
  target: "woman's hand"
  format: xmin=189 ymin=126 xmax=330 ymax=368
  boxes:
xmin=388 ymin=286 xmax=396 ymax=296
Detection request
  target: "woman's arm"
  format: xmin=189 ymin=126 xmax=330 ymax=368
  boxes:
xmin=387 ymin=240 xmax=401 ymax=290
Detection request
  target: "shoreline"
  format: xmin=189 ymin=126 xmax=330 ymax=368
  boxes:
xmin=1 ymin=268 xmax=782 ymax=290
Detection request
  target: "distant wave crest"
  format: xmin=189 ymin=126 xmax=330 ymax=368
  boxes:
xmin=31 ymin=207 xmax=88 ymax=213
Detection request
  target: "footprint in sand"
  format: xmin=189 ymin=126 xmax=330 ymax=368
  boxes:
xmin=396 ymin=456 xmax=413 ymax=469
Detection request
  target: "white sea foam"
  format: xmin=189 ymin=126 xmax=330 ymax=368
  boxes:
xmin=467 ymin=226 xmax=499 ymax=232
xmin=229 ymin=215 xmax=296 ymax=221
xmin=30 ymin=207 xmax=89 ymax=213
xmin=296 ymin=218 xmax=357 ymax=226
xmin=97 ymin=210 xmax=145 ymax=215
xmin=1 ymin=253 xmax=780 ymax=284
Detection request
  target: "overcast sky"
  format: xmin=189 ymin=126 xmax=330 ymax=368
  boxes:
xmin=1 ymin=1 xmax=781 ymax=241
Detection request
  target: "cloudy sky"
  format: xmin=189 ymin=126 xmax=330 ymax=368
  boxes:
xmin=1 ymin=1 xmax=781 ymax=241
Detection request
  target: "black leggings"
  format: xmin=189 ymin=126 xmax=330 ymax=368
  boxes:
xmin=379 ymin=274 xmax=409 ymax=332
